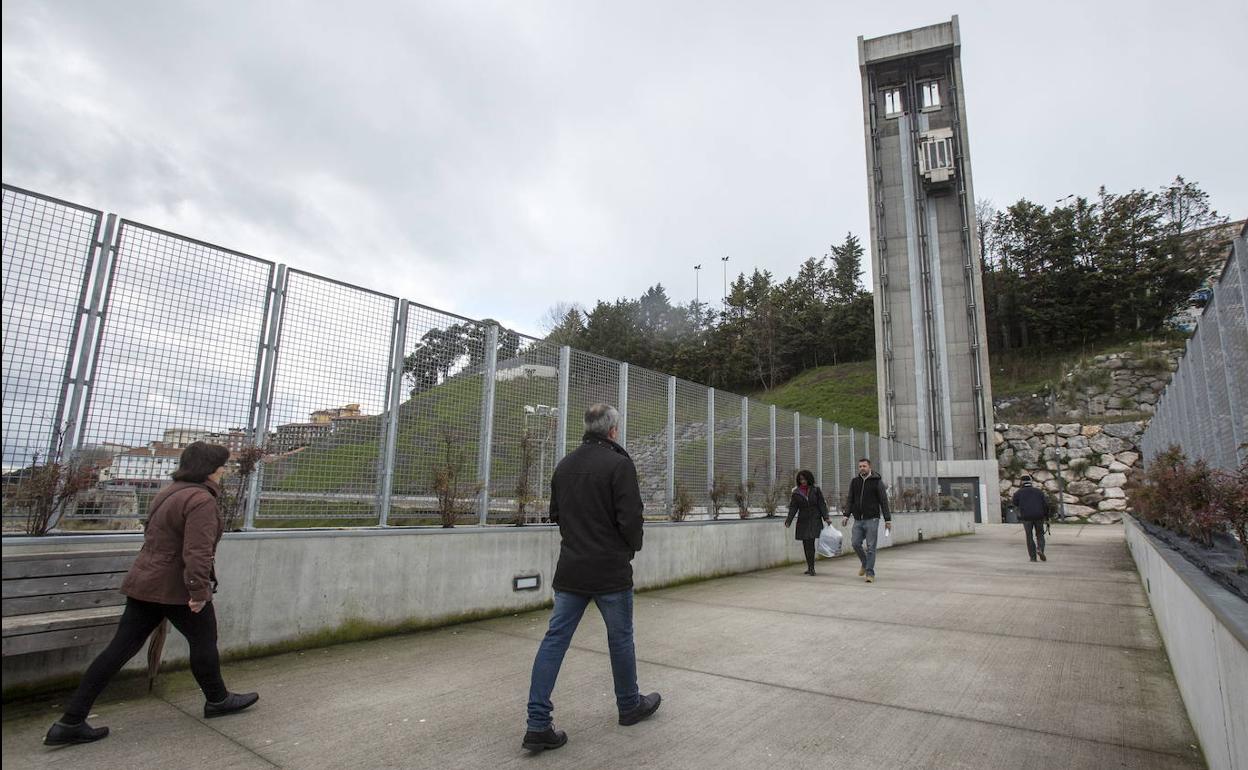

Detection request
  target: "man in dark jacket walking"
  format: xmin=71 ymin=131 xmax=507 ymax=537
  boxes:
xmin=1013 ymin=475 xmax=1051 ymax=562
xmin=522 ymin=403 xmax=661 ymax=753
xmin=841 ymin=458 xmax=891 ymax=582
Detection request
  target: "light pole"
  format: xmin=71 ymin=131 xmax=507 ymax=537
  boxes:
xmin=694 ymin=264 xmax=702 ymax=306
xmin=721 ymin=255 xmax=729 ymax=304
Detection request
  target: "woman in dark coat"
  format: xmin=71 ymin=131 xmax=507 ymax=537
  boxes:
xmin=44 ymin=442 xmax=259 ymax=746
xmin=785 ymin=469 xmax=831 ymax=576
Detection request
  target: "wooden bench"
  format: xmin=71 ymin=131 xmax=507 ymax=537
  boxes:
xmin=2 ymin=549 xmax=138 ymax=658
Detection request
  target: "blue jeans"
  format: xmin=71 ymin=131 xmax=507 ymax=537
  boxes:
xmin=527 ymin=589 xmax=641 ymax=731
xmin=852 ymin=518 xmax=880 ymax=576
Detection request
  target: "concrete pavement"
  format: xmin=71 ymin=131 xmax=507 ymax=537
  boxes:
xmin=1 ymin=525 xmax=1205 ymax=769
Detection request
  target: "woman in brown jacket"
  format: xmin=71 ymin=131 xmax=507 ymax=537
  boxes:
xmin=45 ymin=442 xmax=259 ymax=746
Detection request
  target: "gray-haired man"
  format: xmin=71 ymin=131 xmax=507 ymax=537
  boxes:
xmin=522 ymin=403 xmax=661 ymax=753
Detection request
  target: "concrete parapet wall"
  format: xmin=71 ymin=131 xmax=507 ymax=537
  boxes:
xmin=3 ymin=510 xmax=973 ymax=695
xmin=1124 ymin=515 xmax=1248 ymax=770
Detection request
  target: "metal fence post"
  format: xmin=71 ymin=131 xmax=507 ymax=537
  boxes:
xmin=707 ymin=387 xmax=716 ymax=496
xmin=768 ymin=405 xmax=777 ymax=486
xmin=244 ymin=264 xmax=287 ymax=530
xmin=556 ymin=346 xmax=570 ymax=463
xmin=793 ymin=411 xmax=801 ymax=470
xmin=377 ymin=299 xmax=408 ymax=526
xmin=667 ymin=376 xmax=677 ymax=513
xmin=849 ymin=428 xmax=856 ymax=467
xmin=740 ymin=396 xmax=749 ymax=495
xmin=60 ymin=213 xmax=117 ymax=455
xmin=816 ymin=418 xmax=824 ymax=489
xmin=832 ymin=423 xmax=841 ymax=510
xmin=477 ymin=325 xmax=499 ymax=525
xmin=618 ymin=362 xmax=629 ymax=449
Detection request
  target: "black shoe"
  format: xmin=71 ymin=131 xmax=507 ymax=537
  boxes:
xmin=619 ymin=692 xmax=662 ymax=726
xmin=1038 ymin=552 xmax=1047 ymax=562
xmin=1030 ymin=557 xmax=1038 ymax=562
xmin=204 ymin=692 xmax=259 ymax=719
xmin=44 ymin=720 xmax=109 ymax=746
xmin=803 ymin=569 xmax=813 ymax=576
xmin=522 ymin=727 xmax=567 ymax=752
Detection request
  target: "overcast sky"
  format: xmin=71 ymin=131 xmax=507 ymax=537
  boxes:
xmin=4 ymin=0 xmax=1245 ymax=337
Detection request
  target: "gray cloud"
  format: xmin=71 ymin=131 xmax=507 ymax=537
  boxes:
xmin=4 ymin=0 xmax=1246 ymax=338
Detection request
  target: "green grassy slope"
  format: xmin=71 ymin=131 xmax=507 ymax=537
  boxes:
xmin=754 ymin=334 xmax=1181 ymax=431
xmin=753 ymin=359 xmax=879 ymax=434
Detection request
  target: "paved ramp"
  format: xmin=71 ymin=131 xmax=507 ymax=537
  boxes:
xmin=2 ymin=525 xmax=1205 ymax=769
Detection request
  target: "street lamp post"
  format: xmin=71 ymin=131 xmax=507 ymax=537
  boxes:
xmin=721 ymin=255 xmax=729 ymax=304
xmin=694 ymin=264 xmax=702 ymax=306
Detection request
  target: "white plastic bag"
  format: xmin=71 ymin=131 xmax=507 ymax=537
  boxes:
xmin=816 ymin=524 xmax=843 ymax=558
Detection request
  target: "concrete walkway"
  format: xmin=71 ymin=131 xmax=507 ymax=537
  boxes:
xmin=2 ymin=525 xmax=1205 ymax=769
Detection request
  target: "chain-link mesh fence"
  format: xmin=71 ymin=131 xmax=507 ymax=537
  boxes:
xmin=1142 ymin=230 xmax=1248 ymax=472
xmin=2 ymin=183 xmax=945 ymax=533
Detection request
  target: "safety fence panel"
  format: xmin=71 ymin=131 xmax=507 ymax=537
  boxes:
xmin=799 ymin=414 xmax=819 ymax=487
xmin=774 ymin=406 xmax=797 ymax=496
xmin=1 ymin=187 xmax=100 ymax=476
xmin=81 ymin=222 xmax=273 ymax=523
xmin=256 ymin=271 xmax=395 ymax=525
xmin=673 ymin=379 xmax=709 ymax=516
xmin=565 ymin=350 xmax=619 ymax=451
xmin=711 ymin=390 xmax=744 ymax=517
xmin=1142 ymin=232 xmax=1248 ymax=472
xmin=486 ymin=335 xmax=560 ymax=524
xmin=746 ymin=402 xmax=773 ymax=510
xmin=623 ymin=365 xmax=668 ymax=516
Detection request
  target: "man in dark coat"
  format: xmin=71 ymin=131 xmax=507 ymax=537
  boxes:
xmin=841 ymin=458 xmax=891 ymax=583
xmin=1012 ymin=475 xmax=1051 ymax=562
xmin=522 ymin=403 xmax=661 ymax=753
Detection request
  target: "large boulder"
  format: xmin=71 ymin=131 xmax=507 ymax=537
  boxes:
xmin=1065 ymin=435 xmax=1090 ymax=449
xmin=1102 ymin=421 xmax=1144 ymax=439
xmin=1067 ymin=480 xmax=1099 ymax=496
xmin=1034 ymin=423 xmax=1055 ymax=435
xmin=1108 ymin=461 xmax=1130 ymax=473
xmin=1098 ymin=498 xmax=1128 ymax=511
xmin=1104 ymin=487 xmax=1127 ymax=499
xmin=1084 ymin=466 xmax=1109 ymax=481
xmin=1081 ymin=425 xmax=1103 ymax=437
xmin=1064 ymin=504 xmax=1097 ymax=518
xmin=1100 ymin=472 xmax=1128 ymax=488
xmin=1090 ymin=511 xmax=1123 ymax=524
xmin=1080 ymin=491 xmax=1105 ymax=505
xmin=1004 ymin=425 xmax=1032 ymax=441
xmin=1090 ymin=435 xmax=1127 ymax=455
xmin=1056 ymin=423 xmax=1081 ymax=437
xmin=1116 ymin=451 xmax=1140 ymax=467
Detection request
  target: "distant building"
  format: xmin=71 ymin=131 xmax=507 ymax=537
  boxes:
xmin=163 ymin=427 xmax=252 ymax=454
xmin=273 ymin=404 xmax=369 ymax=452
xmin=101 ymin=442 xmax=183 ymax=487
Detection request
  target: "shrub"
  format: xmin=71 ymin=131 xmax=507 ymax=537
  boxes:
xmin=2 ymin=427 xmax=97 ymax=535
xmin=671 ymin=484 xmax=693 ymax=522
xmin=761 ymin=482 xmax=784 ymax=518
xmin=219 ymin=444 xmax=267 ymax=531
xmin=1208 ymin=464 xmax=1248 ymax=566
xmin=708 ymin=476 xmax=728 ymax=521
xmin=734 ymin=481 xmax=755 ymax=519
xmin=512 ymin=431 xmax=536 ymax=526
xmin=432 ymin=431 xmax=479 ymax=527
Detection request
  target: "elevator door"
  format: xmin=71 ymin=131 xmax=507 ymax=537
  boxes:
xmin=940 ymin=477 xmax=983 ymax=523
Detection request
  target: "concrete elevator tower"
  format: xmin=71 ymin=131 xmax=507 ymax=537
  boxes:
xmin=858 ymin=16 xmax=995 ymax=465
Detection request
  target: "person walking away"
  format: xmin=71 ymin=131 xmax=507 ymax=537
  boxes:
xmin=44 ymin=442 xmax=259 ymax=746
xmin=522 ymin=404 xmax=661 ymax=753
xmin=785 ymin=470 xmax=831 ymax=575
xmin=842 ymin=458 xmax=892 ymax=583
xmin=1013 ymin=475 xmax=1051 ymax=562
